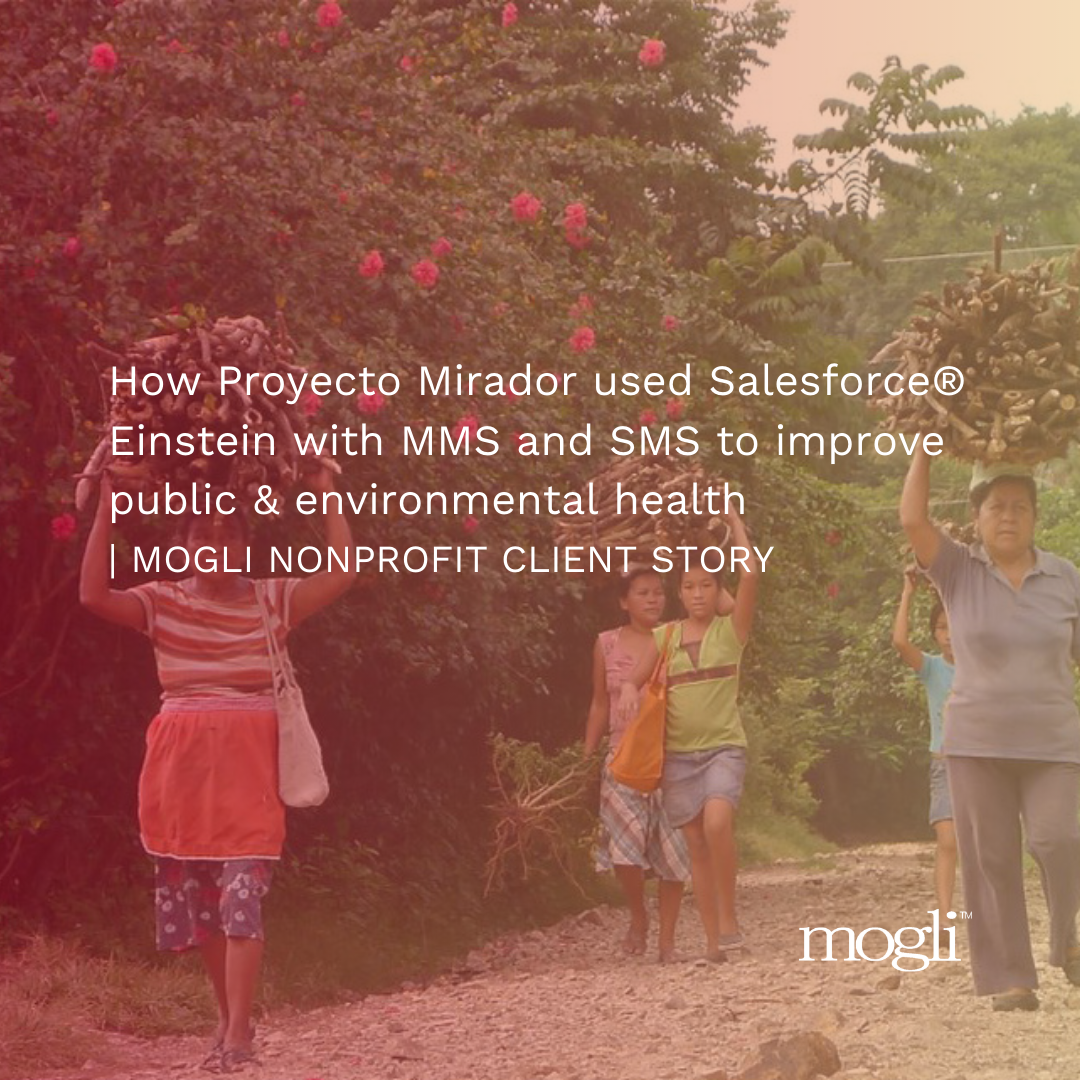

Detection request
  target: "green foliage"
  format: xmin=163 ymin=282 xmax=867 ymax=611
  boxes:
xmin=1 ymin=0 xmax=1028 ymax=987
xmin=828 ymin=108 xmax=1080 ymax=349
xmin=783 ymin=57 xmax=982 ymax=271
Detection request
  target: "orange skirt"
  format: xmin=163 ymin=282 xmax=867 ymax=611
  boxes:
xmin=138 ymin=704 xmax=285 ymax=860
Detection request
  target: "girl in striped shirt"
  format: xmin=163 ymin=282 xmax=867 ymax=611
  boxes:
xmin=80 ymin=466 xmax=355 ymax=1073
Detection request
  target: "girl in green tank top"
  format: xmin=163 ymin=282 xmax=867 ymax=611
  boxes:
xmin=616 ymin=508 xmax=759 ymax=962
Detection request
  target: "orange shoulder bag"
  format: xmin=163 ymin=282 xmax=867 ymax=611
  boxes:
xmin=608 ymin=623 xmax=676 ymax=793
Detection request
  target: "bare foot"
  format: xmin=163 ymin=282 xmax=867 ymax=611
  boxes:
xmin=621 ymin=916 xmax=648 ymax=956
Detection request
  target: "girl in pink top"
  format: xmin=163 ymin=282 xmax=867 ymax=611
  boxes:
xmin=584 ymin=565 xmax=689 ymax=961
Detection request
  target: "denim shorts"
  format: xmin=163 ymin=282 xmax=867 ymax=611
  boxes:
xmin=661 ymin=746 xmax=748 ymax=828
xmin=929 ymin=757 xmax=953 ymax=825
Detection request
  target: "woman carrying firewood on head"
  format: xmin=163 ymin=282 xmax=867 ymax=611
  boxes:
xmin=79 ymin=463 xmax=355 ymax=1073
xmin=615 ymin=508 xmax=758 ymax=963
xmin=901 ymin=446 xmax=1080 ymax=1013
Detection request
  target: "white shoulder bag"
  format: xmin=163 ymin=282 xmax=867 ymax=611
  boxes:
xmin=254 ymin=581 xmax=329 ymax=808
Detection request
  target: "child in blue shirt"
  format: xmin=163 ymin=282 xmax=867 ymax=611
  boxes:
xmin=893 ymin=568 xmax=956 ymax=940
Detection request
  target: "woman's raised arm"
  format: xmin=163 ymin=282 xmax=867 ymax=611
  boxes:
xmin=900 ymin=446 xmax=941 ymax=570
xmin=289 ymin=464 xmax=358 ymax=626
xmin=79 ymin=473 xmax=147 ymax=631
xmin=727 ymin=509 xmax=758 ymax=645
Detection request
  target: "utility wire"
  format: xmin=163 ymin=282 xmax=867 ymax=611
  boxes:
xmin=823 ymin=242 xmax=1077 ymax=270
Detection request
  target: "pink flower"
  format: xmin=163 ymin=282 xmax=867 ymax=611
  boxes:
xmin=453 ymin=414 xmax=479 ymax=440
xmin=640 ymin=409 xmax=657 ymax=427
xmin=491 ymin=301 xmax=510 ymax=319
xmin=51 ymin=513 xmax=77 ymax=541
xmin=638 ymin=38 xmax=666 ymax=68
xmin=564 ymin=225 xmax=589 ymax=250
xmin=430 ymin=236 xmax=453 ymax=259
xmin=355 ymin=389 xmax=385 ymax=415
xmin=411 ymin=259 xmax=440 ymax=288
xmin=501 ymin=3 xmax=519 ymax=28
xmin=570 ymin=293 xmax=593 ymax=316
xmin=290 ymin=91 xmax=306 ymax=108
xmin=277 ymin=29 xmax=291 ymax=47
xmin=299 ymin=390 xmax=322 ymax=418
xmin=665 ymin=397 xmax=684 ymax=421
xmin=569 ymin=326 xmax=595 ymax=353
xmin=61 ymin=236 xmax=82 ymax=259
xmin=563 ymin=202 xmax=587 ymax=230
xmin=826 ymin=582 xmax=840 ymax=600
xmin=563 ymin=202 xmax=588 ymax=246
xmin=90 ymin=43 xmax=118 ymax=73
xmin=165 ymin=39 xmax=185 ymax=54
xmin=317 ymin=2 xmax=343 ymax=28
xmin=662 ymin=314 xmax=680 ymax=331
xmin=400 ymin=54 xmax=418 ymax=73
xmin=45 ymin=108 xmax=60 ymax=126
xmin=510 ymin=191 xmax=542 ymax=222
xmin=825 ymin=528 xmax=842 ymax=547
xmin=358 ymin=250 xmax=384 ymax=278
xmin=462 ymin=514 xmax=480 ymax=534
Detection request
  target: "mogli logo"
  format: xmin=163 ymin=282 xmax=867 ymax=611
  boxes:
xmin=800 ymin=909 xmax=964 ymax=971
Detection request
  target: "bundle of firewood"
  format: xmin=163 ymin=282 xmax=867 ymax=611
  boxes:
xmin=75 ymin=315 xmax=318 ymax=511
xmin=553 ymin=454 xmax=732 ymax=560
xmin=872 ymin=262 xmax=1080 ymax=463
xmin=484 ymin=734 xmax=596 ymax=898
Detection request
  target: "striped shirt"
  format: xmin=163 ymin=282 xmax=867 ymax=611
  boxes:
xmin=131 ymin=578 xmax=299 ymax=702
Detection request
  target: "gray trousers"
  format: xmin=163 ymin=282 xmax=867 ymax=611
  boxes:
xmin=947 ymin=756 xmax=1080 ymax=995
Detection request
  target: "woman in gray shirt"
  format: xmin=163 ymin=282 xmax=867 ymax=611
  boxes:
xmin=901 ymin=446 xmax=1080 ymax=1012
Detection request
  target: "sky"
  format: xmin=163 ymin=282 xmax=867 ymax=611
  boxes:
xmin=735 ymin=0 xmax=1080 ymax=167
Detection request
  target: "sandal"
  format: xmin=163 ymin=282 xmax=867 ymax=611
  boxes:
xmin=200 ymin=1025 xmax=257 ymax=1072
xmin=991 ymin=989 xmax=1039 ymax=1012
xmin=717 ymin=932 xmax=746 ymax=955
xmin=218 ymin=1048 xmax=258 ymax=1074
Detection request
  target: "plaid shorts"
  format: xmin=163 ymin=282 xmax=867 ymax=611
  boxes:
xmin=153 ymin=858 xmax=274 ymax=951
xmin=595 ymin=760 xmax=691 ymax=881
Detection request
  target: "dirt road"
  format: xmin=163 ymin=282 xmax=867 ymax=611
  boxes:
xmin=31 ymin=844 xmax=1080 ymax=1080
